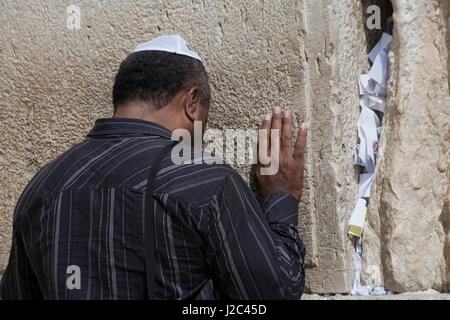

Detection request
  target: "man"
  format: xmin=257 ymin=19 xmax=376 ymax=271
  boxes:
xmin=0 ymin=35 xmax=308 ymax=300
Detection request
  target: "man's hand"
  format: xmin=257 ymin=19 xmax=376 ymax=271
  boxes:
xmin=256 ymin=107 xmax=308 ymax=201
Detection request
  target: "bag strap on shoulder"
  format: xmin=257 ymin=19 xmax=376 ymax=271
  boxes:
xmin=144 ymin=141 xmax=179 ymax=299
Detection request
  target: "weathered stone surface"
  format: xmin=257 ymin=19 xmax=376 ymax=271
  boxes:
xmin=0 ymin=0 xmax=448 ymax=295
xmin=361 ymin=0 xmax=450 ymax=292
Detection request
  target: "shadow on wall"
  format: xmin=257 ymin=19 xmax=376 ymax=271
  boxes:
xmin=439 ymin=197 xmax=450 ymax=292
xmin=443 ymin=0 xmax=450 ymax=93
xmin=358 ymin=0 xmax=393 ymax=132
xmin=360 ymin=0 xmax=393 ymax=53
xmin=439 ymin=0 xmax=450 ymax=292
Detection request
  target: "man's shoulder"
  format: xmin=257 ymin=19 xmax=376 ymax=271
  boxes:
xmin=144 ymin=147 xmax=245 ymax=206
xmin=12 ymin=140 xmax=89 ymax=221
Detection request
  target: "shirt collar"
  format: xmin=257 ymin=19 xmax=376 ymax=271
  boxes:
xmin=87 ymin=118 xmax=174 ymax=140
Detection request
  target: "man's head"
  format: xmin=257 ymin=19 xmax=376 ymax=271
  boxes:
xmin=112 ymin=37 xmax=211 ymax=136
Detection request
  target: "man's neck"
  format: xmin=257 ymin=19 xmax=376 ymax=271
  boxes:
xmin=113 ymin=103 xmax=184 ymax=133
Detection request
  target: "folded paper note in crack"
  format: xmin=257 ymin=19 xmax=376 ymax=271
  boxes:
xmin=357 ymin=106 xmax=381 ymax=174
xmin=368 ymin=49 xmax=389 ymax=87
xmin=358 ymin=173 xmax=374 ymax=198
xmin=368 ymin=32 xmax=392 ymax=63
xmin=348 ymin=198 xmax=368 ymax=238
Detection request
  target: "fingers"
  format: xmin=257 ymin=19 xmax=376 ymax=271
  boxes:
xmin=294 ymin=122 xmax=308 ymax=165
xmin=269 ymin=107 xmax=282 ymax=159
xmin=259 ymin=108 xmax=298 ymax=166
xmin=270 ymin=107 xmax=283 ymax=165
xmin=271 ymin=107 xmax=282 ymax=138
xmin=258 ymin=113 xmax=272 ymax=165
xmin=281 ymin=110 xmax=292 ymax=156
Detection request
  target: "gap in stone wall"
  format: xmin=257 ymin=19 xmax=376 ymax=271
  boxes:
xmin=443 ymin=0 xmax=450 ymax=93
xmin=359 ymin=0 xmax=394 ymax=125
xmin=360 ymin=0 xmax=393 ymax=53
xmin=354 ymin=0 xmax=394 ymax=292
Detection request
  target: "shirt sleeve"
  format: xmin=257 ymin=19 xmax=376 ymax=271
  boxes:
xmin=0 ymin=221 xmax=43 ymax=300
xmin=203 ymin=172 xmax=306 ymax=300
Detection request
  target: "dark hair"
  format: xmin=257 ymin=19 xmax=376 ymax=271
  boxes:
xmin=112 ymin=50 xmax=210 ymax=110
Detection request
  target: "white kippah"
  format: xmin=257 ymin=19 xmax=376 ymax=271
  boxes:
xmin=133 ymin=35 xmax=203 ymax=63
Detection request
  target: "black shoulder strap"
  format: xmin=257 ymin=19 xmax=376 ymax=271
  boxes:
xmin=144 ymin=141 xmax=179 ymax=300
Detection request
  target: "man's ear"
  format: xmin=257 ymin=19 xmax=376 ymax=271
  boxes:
xmin=183 ymin=86 xmax=200 ymax=122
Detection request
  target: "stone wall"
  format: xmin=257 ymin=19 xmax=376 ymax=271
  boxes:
xmin=0 ymin=0 xmax=448 ymax=294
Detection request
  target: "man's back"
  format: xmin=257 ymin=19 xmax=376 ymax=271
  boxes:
xmin=0 ymin=118 xmax=306 ymax=299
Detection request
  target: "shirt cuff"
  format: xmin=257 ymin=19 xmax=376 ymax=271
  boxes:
xmin=261 ymin=193 xmax=299 ymax=226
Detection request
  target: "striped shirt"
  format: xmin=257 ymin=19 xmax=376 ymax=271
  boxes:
xmin=0 ymin=118 xmax=306 ymax=300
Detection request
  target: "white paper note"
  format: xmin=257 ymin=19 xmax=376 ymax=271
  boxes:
xmin=358 ymin=75 xmax=387 ymax=98
xmin=368 ymin=49 xmax=389 ymax=85
xmin=358 ymin=173 xmax=374 ymax=198
xmin=360 ymin=95 xmax=385 ymax=113
xmin=354 ymin=144 xmax=364 ymax=166
xmin=358 ymin=74 xmax=371 ymax=95
xmin=368 ymin=32 xmax=392 ymax=63
xmin=348 ymin=198 xmax=368 ymax=238
xmin=357 ymin=106 xmax=380 ymax=173
xmin=351 ymin=237 xmax=372 ymax=295
xmin=374 ymin=82 xmax=387 ymax=97
xmin=368 ymin=41 xmax=381 ymax=64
